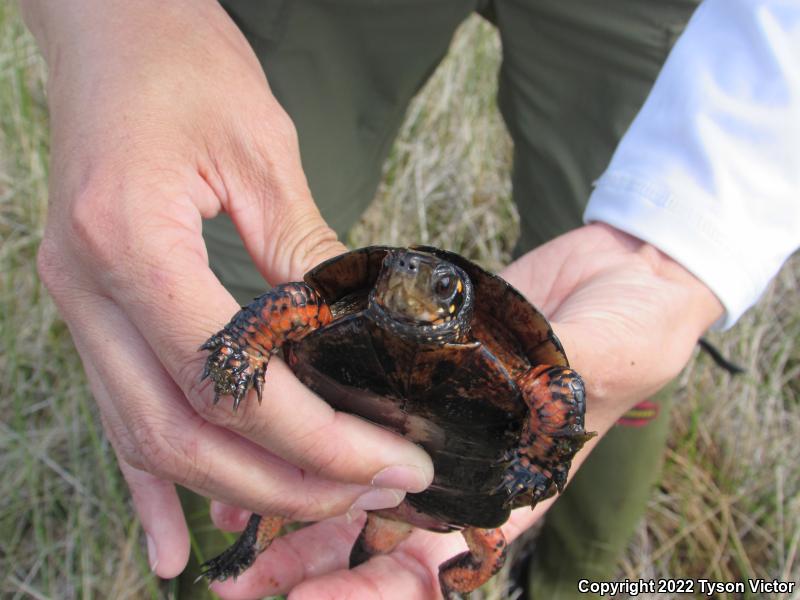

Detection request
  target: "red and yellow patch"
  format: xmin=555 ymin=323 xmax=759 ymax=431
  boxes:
xmin=616 ymin=400 xmax=659 ymax=427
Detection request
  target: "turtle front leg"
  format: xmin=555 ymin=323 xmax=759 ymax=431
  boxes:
xmin=198 ymin=514 xmax=283 ymax=582
xmin=438 ymin=528 xmax=507 ymax=599
xmin=499 ymin=364 xmax=596 ymax=508
xmin=200 ymin=282 xmax=332 ymax=411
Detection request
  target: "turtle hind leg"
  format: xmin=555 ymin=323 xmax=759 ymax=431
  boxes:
xmin=198 ymin=514 xmax=283 ymax=582
xmin=349 ymin=512 xmax=414 ymax=568
xmin=500 ymin=364 xmax=597 ymax=509
xmin=438 ymin=528 xmax=507 ymax=600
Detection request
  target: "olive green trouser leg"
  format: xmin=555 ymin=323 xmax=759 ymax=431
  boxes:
xmin=184 ymin=0 xmax=699 ymax=597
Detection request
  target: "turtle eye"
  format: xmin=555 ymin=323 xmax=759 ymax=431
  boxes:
xmin=434 ymin=274 xmax=456 ymax=299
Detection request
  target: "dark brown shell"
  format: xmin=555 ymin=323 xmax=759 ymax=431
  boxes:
xmin=292 ymin=245 xmax=568 ymax=529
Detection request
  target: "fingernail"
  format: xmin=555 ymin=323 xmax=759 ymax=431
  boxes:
xmin=371 ymin=465 xmax=430 ymax=493
xmin=210 ymin=502 xmax=250 ymax=529
xmin=146 ymin=533 xmax=158 ymax=572
xmin=346 ymin=488 xmax=405 ymax=522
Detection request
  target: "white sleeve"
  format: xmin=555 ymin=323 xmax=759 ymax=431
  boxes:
xmin=584 ymin=0 xmax=800 ymax=329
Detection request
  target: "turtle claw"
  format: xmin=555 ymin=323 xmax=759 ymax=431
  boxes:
xmin=199 ymin=337 xmax=220 ymax=352
xmin=495 ymin=451 xmax=554 ymax=509
xmin=254 ymin=373 xmax=264 ymax=405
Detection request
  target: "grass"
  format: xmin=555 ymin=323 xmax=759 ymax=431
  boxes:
xmin=1 ymin=4 xmax=798 ymax=599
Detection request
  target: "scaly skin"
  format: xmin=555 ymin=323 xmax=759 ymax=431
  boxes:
xmin=438 ymin=528 xmax=507 ymax=599
xmin=200 ymin=282 xmax=332 ymax=411
xmin=198 ymin=514 xmax=284 ymax=582
xmin=498 ymin=364 xmax=596 ymax=509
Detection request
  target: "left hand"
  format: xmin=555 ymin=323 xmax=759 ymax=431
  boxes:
xmin=208 ymin=223 xmax=724 ymax=599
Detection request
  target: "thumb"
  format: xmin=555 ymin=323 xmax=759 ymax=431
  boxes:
xmin=218 ymin=112 xmax=348 ymax=283
xmin=229 ymin=182 xmax=346 ymax=283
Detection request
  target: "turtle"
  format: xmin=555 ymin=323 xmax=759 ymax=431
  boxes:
xmin=197 ymin=246 xmax=596 ymax=598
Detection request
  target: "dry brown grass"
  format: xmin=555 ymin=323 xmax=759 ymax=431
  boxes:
xmin=1 ymin=5 xmax=797 ymax=599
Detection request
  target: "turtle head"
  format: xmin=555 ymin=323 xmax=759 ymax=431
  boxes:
xmin=369 ymin=249 xmax=474 ymax=342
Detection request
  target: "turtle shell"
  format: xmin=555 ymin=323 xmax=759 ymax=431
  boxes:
xmin=283 ymin=246 xmax=568 ymax=530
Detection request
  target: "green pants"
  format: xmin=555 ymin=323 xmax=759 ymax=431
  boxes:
xmin=197 ymin=1 xmax=699 ymax=597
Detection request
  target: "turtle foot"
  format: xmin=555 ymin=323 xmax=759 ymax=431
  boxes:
xmin=198 ymin=534 xmax=257 ymax=583
xmin=495 ymin=451 xmax=555 ymax=508
xmin=197 ymin=514 xmax=282 ymax=584
xmin=200 ymin=332 xmax=266 ymax=411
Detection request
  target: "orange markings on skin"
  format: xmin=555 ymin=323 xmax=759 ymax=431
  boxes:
xmin=254 ymin=516 xmax=284 ymax=553
xmin=362 ymin=515 xmax=413 ymax=555
xmin=319 ymin=304 xmax=332 ymax=324
xmin=440 ymin=528 xmax=507 ymax=594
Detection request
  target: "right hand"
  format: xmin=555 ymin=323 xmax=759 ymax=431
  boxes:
xmin=23 ymin=0 xmax=433 ymax=577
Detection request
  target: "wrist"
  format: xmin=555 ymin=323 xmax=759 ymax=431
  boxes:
xmin=21 ymin=0 xmax=237 ymax=81
xmin=512 ymin=223 xmax=725 ymax=429
xmin=609 ymin=224 xmax=725 ymax=335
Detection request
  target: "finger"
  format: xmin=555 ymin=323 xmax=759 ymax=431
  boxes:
xmin=87 ymin=199 xmax=432 ymax=489
xmin=67 ymin=297 xmax=392 ymax=521
xmin=81 ymin=359 xmax=191 ymax=578
xmin=192 ymin=358 xmax=433 ymax=491
xmin=120 ymin=461 xmax=191 ymax=578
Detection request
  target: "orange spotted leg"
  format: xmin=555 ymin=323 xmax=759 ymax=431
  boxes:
xmin=198 ymin=514 xmax=283 ymax=582
xmin=498 ymin=365 xmax=597 ymax=508
xmin=349 ymin=512 xmax=414 ymax=568
xmin=438 ymin=528 xmax=507 ymax=599
xmin=200 ymin=282 xmax=332 ymax=411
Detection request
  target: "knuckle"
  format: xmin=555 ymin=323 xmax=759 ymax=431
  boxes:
xmin=127 ymin=413 xmax=185 ymax=481
xmin=268 ymin=102 xmax=300 ymax=148
xmin=181 ymin=359 xmax=264 ymax=434
xmin=114 ymin=433 xmax=149 ymax=472
xmin=182 ymin=361 xmax=215 ymax=411
xmin=190 ymin=393 xmax=232 ymax=426
xmin=279 ymin=492 xmax=344 ymax=523
xmin=99 ymin=412 xmax=147 ymax=471
xmin=277 ymin=211 xmax=344 ymax=280
xmin=68 ymin=189 xmax=124 ymax=269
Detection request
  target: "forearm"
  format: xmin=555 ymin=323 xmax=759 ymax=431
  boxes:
xmin=22 ymin=0 xmax=228 ymax=66
xmin=20 ymin=0 xmax=265 ymax=116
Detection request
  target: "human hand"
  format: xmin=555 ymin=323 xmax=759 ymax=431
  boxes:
xmin=206 ymin=223 xmax=723 ymax=599
xmin=23 ymin=0 xmax=433 ymax=578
